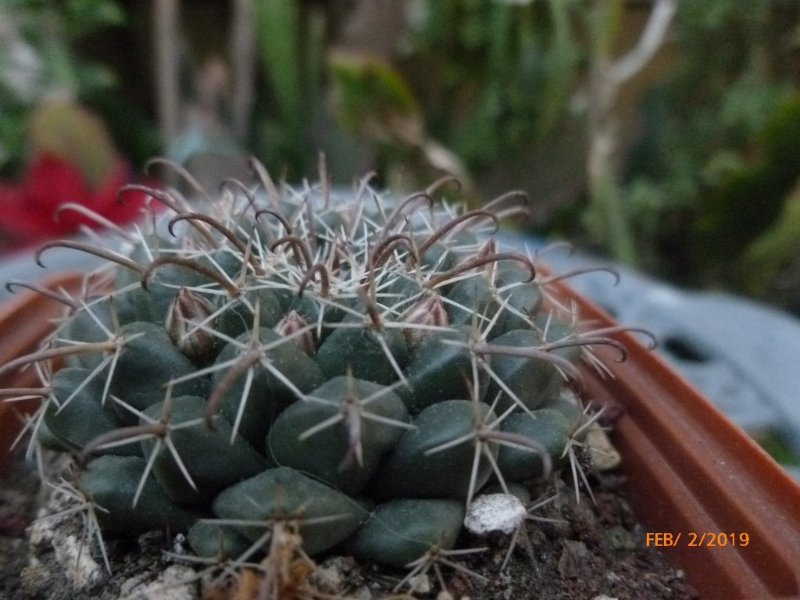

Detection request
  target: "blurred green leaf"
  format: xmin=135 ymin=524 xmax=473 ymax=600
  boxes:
xmin=254 ymin=0 xmax=327 ymax=175
xmin=741 ymin=185 xmax=800 ymax=297
xmin=329 ymin=54 xmax=421 ymax=135
xmin=64 ymin=0 xmax=126 ymax=38
xmin=256 ymin=0 xmax=301 ymax=124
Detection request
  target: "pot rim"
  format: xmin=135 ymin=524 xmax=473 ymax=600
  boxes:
xmin=0 ymin=271 xmax=86 ymax=471
xmin=550 ymin=275 xmax=800 ymax=599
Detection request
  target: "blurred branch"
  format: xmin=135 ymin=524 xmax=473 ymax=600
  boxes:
xmin=231 ymin=0 xmax=257 ymax=141
xmin=609 ymin=0 xmax=678 ymax=84
xmin=587 ymin=0 xmax=678 ymax=265
xmin=154 ymin=0 xmax=180 ymax=146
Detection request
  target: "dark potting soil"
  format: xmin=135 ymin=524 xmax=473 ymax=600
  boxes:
xmin=0 ymin=448 xmax=698 ymax=600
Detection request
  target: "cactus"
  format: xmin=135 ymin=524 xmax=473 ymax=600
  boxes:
xmin=0 ymin=160 xmax=652 ymax=586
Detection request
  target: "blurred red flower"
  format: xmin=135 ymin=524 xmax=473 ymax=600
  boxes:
xmin=0 ymin=154 xmax=153 ymax=251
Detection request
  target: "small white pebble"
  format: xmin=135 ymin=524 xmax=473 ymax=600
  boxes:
xmin=309 ymin=564 xmax=344 ymax=593
xmin=586 ymin=424 xmax=621 ymax=471
xmin=407 ymin=573 xmax=431 ymax=593
xmin=463 ymin=493 xmax=526 ymax=536
xmin=53 ymin=533 xmax=104 ymax=589
xmin=605 ymin=571 xmax=622 ymax=583
xmin=121 ymin=565 xmax=198 ymax=600
xmin=172 ymin=533 xmax=188 ymax=555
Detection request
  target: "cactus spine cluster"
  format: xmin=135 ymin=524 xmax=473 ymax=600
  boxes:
xmin=1 ymin=159 xmax=642 ymax=578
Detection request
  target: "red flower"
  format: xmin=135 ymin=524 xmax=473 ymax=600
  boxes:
xmin=0 ymin=154 xmax=155 ymax=251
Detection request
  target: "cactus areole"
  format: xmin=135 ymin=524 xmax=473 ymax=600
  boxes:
xmin=1 ymin=160 xmax=651 ymax=574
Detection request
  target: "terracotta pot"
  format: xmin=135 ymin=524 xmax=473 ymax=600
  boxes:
xmin=0 ymin=271 xmax=85 ymax=472
xmin=2 ymin=268 xmax=798 ymax=597
xmin=549 ymin=277 xmax=800 ymax=599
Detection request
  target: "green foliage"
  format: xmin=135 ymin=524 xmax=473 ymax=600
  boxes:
xmin=254 ymin=0 xmax=327 ymax=176
xmin=740 ymin=184 xmax=800 ymax=310
xmin=329 ymin=54 xmax=421 ymax=135
xmin=2 ymin=163 xmax=635 ymax=572
xmin=0 ymin=0 xmax=124 ymax=172
xmin=693 ymin=97 xmax=800 ymax=269
xmin=617 ymin=0 xmax=800 ymax=285
xmin=399 ymin=0 xmax=582 ymax=172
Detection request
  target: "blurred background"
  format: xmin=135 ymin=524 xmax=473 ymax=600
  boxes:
xmin=1 ymin=0 xmax=800 ymax=470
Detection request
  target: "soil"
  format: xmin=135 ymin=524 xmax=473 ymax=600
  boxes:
xmin=0 ymin=446 xmax=699 ymax=600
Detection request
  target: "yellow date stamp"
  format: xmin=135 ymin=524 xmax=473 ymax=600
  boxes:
xmin=645 ymin=532 xmax=750 ymax=548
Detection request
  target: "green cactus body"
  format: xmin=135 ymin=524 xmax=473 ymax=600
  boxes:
xmin=315 ymin=318 xmax=409 ymax=385
xmin=140 ymin=395 xmax=268 ymax=504
xmin=497 ymin=408 xmax=573 ymax=479
xmin=2 ymin=163 xmax=639 ymax=572
xmin=45 ymin=368 xmax=140 ymax=456
xmin=368 ymin=399 xmax=498 ymax=499
xmin=107 ymin=321 xmax=210 ymax=421
xmin=82 ymin=455 xmax=198 ymax=532
xmin=346 ymin=498 xmax=465 ymax=568
xmin=266 ymin=376 xmax=410 ymax=495
xmin=485 ymin=329 xmax=568 ymax=413
xmin=187 ymin=520 xmax=252 ymax=560
xmin=212 ymin=467 xmax=368 ymax=556
xmin=211 ymin=327 xmax=325 ymax=447
xmin=397 ymin=325 xmax=487 ymax=415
